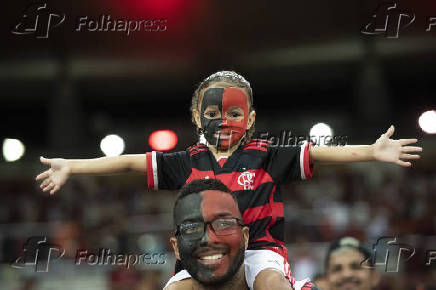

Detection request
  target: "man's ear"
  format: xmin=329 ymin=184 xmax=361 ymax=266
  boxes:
xmin=193 ymin=109 xmax=202 ymax=130
xmin=170 ymin=237 xmax=180 ymax=260
xmin=242 ymin=227 xmax=249 ymax=250
xmin=247 ymin=110 xmax=256 ymax=130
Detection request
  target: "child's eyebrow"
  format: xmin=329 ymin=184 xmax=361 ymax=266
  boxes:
xmin=204 ymin=105 xmax=220 ymax=110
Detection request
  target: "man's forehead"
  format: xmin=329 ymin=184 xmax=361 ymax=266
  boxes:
xmin=175 ymin=193 xmax=203 ymax=223
xmin=329 ymin=248 xmax=365 ymax=266
xmin=176 ymin=190 xmax=240 ymax=221
xmin=201 ymin=190 xmax=240 ymax=218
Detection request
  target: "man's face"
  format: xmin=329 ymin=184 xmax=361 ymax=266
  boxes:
xmin=327 ymin=248 xmax=377 ymax=290
xmin=198 ymin=85 xmax=250 ymax=149
xmin=173 ymin=190 xmax=247 ymax=285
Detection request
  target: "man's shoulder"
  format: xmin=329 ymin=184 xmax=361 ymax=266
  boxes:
xmin=163 ymin=279 xmax=192 ymax=290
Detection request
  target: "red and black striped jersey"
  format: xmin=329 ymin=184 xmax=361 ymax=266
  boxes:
xmin=146 ymin=139 xmax=313 ymax=260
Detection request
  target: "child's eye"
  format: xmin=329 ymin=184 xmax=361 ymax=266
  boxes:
xmin=207 ymin=112 xmax=218 ymax=118
xmin=227 ymin=111 xmax=242 ymax=118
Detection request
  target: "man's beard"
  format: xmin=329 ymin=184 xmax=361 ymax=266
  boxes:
xmin=180 ymin=242 xmax=245 ymax=286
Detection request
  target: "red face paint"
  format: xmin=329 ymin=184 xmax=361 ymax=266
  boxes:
xmin=220 ymin=88 xmax=249 ymax=148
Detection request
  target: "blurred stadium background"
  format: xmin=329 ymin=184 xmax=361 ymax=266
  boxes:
xmin=1 ymin=0 xmax=436 ymax=289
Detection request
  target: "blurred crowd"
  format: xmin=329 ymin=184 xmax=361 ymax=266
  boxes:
xmin=0 ymin=162 xmax=435 ymax=289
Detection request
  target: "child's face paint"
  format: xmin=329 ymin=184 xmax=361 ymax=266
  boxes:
xmin=200 ymin=87 xmax=249 ymax=149
xmin=174 ymin=190 xmax=245 ymax=285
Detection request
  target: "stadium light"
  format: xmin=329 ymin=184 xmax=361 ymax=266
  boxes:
xmin=149 ymin=130 xmax=178 ymax=151
xmin=100 ymin=134 xmax=125 ymax=156
xmin=418 ymin=110 xmax=436 ymax=134
xmin=309 ymin=122 xmax=333 ymax=146
xmin=3 ymin=138 xmax=25 ymax=162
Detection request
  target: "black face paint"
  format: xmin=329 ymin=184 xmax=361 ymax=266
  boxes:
xmin=174 ymin=193 xmax=203 ymax=262
xmin=200 ymin=88 xmax=224 ymax=147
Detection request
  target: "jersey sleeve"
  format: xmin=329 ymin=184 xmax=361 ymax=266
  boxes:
xmin=145 ymin=151 xmax=190 ymax=190
xmin=266 ymin=142 xmax=313 ymax=184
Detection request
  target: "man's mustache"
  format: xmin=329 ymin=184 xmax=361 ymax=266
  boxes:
xmin=193 ymin=244 xmax=230 ymax=258
xmin=335 ymin=276 xmax=361 ymax=287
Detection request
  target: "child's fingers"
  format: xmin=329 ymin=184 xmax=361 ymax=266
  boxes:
xmin=400 ymin=139 xmax=418 ymax=145
xmin=39 ymin=179 xmax=51 ymax=189
xmin=400 ymin=154 xmax=420 ymax=160
xmin=42 ymin=182 xmax=55 ymax=192
xmin=384 ymin=125 xmax=395 ymax=138
xmin=50 ymin=185 xmax=60 ymax=195
xmin=395 ymin=160 xmax=411 ymax=167
xmin=402 ymin=146 xmax=422 ymax=153
xmin=40 ymin=156 xmax=51 ymax=165
xmin=36 ymin=170 xmax=50 ymax=181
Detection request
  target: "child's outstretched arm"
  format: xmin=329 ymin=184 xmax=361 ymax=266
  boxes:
xmin=35 ymin=154 xmax=146 ymax=195
xmin=309 ymin=125 xmax=422 ymax=166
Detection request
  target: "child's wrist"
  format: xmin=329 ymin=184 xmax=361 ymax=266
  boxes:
xmin=369 ymin=144 xmax=376 ymax=160
xmin=65 ymin=160 xmax=73 ymax=175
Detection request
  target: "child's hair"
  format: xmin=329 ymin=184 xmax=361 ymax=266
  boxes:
xmin=191 ymin=71 xmax=256 ymax=144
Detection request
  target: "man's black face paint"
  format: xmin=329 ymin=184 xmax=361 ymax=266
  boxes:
xmin=200 ymin=88 xmax=224 ymax=147
xmin=175 ymin=193 xmax=202 ymax=261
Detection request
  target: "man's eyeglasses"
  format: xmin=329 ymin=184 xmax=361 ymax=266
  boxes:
xmin=175 ymin=217 xmax=245 ymax=241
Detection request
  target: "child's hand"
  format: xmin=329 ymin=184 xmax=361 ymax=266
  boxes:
xmin=373 ymin=125 xmax=422 ymax=167
xmin=35 ymin=157 xmax=70 ymax=195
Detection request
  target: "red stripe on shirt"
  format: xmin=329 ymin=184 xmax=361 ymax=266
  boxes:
xmin=245 ymin=141 xmax=270 ymax=147
xmin=146 ymin=152 xmax=154 ymax=189
xmin=185 ymin=168 xmax=216 ymax=184
xmin=186 ymin=168 xmax=274 ymax=192
xmin=243 ymin=146 xmax=268 ymax=152
xmin=303 ymin=142 xmax=313 ymax=179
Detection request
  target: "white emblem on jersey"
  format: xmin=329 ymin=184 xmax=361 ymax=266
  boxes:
xmin=205 ymin=176 xmax=209 ymax=179
xmin=237 ymin=171 xmax=255 ymax=190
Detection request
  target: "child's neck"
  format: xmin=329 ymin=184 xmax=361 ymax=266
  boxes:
xmin=208 ymin=143 xmax=240 ymax=160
